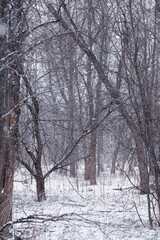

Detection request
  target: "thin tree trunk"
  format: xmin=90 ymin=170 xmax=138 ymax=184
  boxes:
xmin=111 ymin=144 xmax=120 ymax=174
xmin=83 ymin=139 xmax=90 ymax=180
xmin=89 ymin=129 xmax=97 ymax=185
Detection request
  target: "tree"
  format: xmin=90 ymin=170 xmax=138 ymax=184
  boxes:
xmin=0 ymin=0 xmax=24 ymax=237
xmin=42 ymin=0 xmax=160 ymax=224
xmin=18 ymin=75 xmax=46 ymax=201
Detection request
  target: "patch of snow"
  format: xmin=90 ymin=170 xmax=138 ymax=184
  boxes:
xmin=13 ymin=169 xmax=160 ymax=239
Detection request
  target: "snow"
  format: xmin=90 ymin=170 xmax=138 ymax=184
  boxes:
xmin=13 ymin=169 xmax=160 ymax=240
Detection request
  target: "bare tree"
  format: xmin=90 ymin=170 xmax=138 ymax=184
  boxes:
xmin=42 ymin=0 xmax=160 ymax=223
xmin=0 ymin=0 xmax=25 ymax=237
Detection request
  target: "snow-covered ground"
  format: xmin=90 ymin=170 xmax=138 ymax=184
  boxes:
xmin=13 ymin=168 xmax=160 ymax=240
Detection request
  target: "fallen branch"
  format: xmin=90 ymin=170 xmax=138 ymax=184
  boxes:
xmin=112 ymin=186 xmax=139 ymax=191
xmin=0 ymin=212 xmax=107 ymax=234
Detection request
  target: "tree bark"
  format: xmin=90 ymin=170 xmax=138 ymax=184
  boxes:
xmin=35 ymin=166 xmax=46 ymax=201
xmin=0 ymin=1 xmax=21 ymax=237
xmin=111 ymin=144 xmax=120 ymax=174
xmin=89 ymin=129 xmax=97 ymax=185
xmin=84 ymin=158 xmax=90 ymax=180
xmin=134 ymin=135 xmax=148 ymax=194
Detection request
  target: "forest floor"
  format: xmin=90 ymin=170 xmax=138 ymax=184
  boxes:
xmin=12 ymin=168 xmax=160 ymax=240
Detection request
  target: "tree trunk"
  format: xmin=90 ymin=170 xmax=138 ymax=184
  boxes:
xmin=68 ymin=38 xmax=76 ymax=178
xmin=69 ymin=127 xmax=76 ymax=178
xmin=134 ymin=136 xmax=148 ymax=194
xmin=0 ymin=1 xmax=21 ymax=237
xmin=36 ymin=177 xmax=46 ymax=202
xmin=0 ymin=136 xmax=15 ymax=237
xmin=35 ymin=167 xmax=46 ymax=202
xmin=97 ymin=130 xmax=104 ymax=176
xmin=111 ymin=144 xmax=120 ymax=174
xmin=0 ymin=81 xmax=20 ymax=238
xmin=84 ymin=158 xmax=90 ymax=180
xmin=83 ymin=138 xmax=90 ymax=180
xmin=70 ymin=158 xmax=76 ymax=178
xmin=89 ymin=130 xmax=97 ymax=185
xmin=95 ymin=80 xmax=104 ymax=177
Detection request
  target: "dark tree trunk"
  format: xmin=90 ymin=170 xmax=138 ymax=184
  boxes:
xmin=89 ymin=130 xmax=97 ymax=185
xmin=70 ymin=160 xmax=76 ymax=178
xmin=84 ymin=157 xmax=90 ymax=181
xmin=0 ymin=0 xmax=21 ymax=237
xmin=35 ymin=173 xmax=46 ymax=202
xmin=97 ymin=130 xmax=104 ymax=176
xmin=111 ymin=144 xmax=120 ymax=174
xmin=135 ymin=136 xmax=148 ymax=194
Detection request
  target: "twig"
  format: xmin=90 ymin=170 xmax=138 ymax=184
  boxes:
xmin=133 ymin=201 xmax=145 ymax=227
xmin=66 ymin=175 xmax=84 ymax=199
